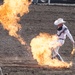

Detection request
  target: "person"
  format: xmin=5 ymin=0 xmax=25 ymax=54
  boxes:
xmin=52 ymin=18 xmax=75 ymax=62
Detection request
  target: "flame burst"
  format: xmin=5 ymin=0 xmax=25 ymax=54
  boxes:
xmin=30 ymin=33 xmax=72 ymax=68
xmin=0 ymin=0 xmax=31 ymax=45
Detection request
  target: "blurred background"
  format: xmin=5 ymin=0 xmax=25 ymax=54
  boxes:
xmin=32 ymin=0 xmax=75 ymax=4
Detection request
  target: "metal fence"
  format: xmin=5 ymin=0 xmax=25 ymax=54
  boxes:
xmin=32 ymin=0 xmax=75 ymax=4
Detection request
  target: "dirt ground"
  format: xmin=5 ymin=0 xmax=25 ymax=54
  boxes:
xmin=0 ymin=1 xmax=75 ymax=75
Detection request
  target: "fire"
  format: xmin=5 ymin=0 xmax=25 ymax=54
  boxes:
xmin=0 ymin=0 xmax=31 ymax=45
xmin=30 ymin=33 xmax=72 ymax=68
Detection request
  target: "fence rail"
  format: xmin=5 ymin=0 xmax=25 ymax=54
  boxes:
xmin=32 ymin=0 xmax=75 ymax=5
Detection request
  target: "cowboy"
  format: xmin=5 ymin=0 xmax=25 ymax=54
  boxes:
xmin=52 ymin=18 xmax=75 ymax=61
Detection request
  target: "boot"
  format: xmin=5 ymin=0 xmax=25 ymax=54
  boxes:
xmin=56 ymin=54 xmax=64 ymax=62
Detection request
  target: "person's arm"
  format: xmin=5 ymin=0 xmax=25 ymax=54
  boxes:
xmin=65 ymin=29 xmax=75 ymax=44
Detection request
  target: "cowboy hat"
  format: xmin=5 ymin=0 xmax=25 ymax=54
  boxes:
xmin=54 ymin=18 xmax=66 ymax=26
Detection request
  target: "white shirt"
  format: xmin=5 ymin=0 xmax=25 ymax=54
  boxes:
xmin=57 ymin=24 xmax=74 ymax=43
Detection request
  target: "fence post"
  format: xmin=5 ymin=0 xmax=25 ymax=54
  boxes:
xmin=33 ymin=0 xmax=38 ymax=4
xmin=48 ymin=0 xmax=50 ymax=5
xmin=0 ymin=67 xmax=3 ymax=75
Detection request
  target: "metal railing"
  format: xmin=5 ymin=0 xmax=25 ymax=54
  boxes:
xmin=32 ymin=0 xmax=75 ymax=5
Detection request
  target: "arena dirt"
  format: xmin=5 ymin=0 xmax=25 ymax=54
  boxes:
xmin=0 ymin=1 xmax=75 ymax=75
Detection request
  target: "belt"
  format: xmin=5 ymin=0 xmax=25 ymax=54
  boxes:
xmin=59 ymin=38 xmax=64 ymax=40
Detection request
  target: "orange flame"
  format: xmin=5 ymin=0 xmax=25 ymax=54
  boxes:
xmin=30 ymin=33 xmax=72 ymax=68
xmin=0 ymin=0 xmax=31 ymax=45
